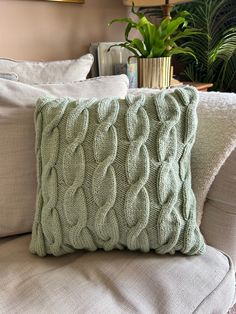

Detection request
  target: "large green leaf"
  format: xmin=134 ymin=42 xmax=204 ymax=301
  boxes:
xmin=107 ymin=43 xmax=140 ymax=57
xmin=130 ymin=38 xmax=148 ymax=57
xmin=108 ymin=18 xmax=137 ymax=27
xmin=167 ymin=47 xmax=197 ymax=61
xmin=161 ymin=17 xmax=186 ymax=39
xmin=171 ymin=28 xmax=205 ymax=42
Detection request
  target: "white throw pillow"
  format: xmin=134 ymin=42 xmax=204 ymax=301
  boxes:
xmin=0 ymin=54 xmax=93 ymax=84
xmin=0 ymin=75 xmax=129 ymax=237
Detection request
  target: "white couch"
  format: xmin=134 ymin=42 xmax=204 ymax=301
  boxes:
xmin=0 ymin=234 xmax=234 ymax=313
xmin=0 ymin=87 xmax=235 ymax=313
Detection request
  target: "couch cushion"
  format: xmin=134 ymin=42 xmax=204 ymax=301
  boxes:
xmin=201 ymin=149 xmax=236 ymax=265
xmin=0 ymin=235 xmax=234 ymax=313
xmin=0 ymin=75 xmax=129 ymax=238
xmin=0 ymin=54 xmax=94 ymax=84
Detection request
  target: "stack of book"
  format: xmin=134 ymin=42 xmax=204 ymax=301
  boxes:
xmin=89 ymin=42 xmax=138 ymax=88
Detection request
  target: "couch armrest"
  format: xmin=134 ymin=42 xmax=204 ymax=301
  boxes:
xmin=200 ymin=149 xmax=236 ymax=266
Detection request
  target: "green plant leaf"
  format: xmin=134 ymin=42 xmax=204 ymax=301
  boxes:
xmin=161 ymin=17 xmax=186 ymax=40
xmin=130 ymin=38 xmax=148 ymax=57
xmin=167 ymin=47 xmax=197 ymax=61
xmin=124 ymin=23 xmax=133 ymax=43
xmin=171 ymin=28 xmax=205 ymax=42
xmin=131 ymin=1 xmax=144 ymax=19
xmin=148 ymin=45 xmax=166 ymax=58
xmin=108 ymin=18 xmax=137 ymax=27
xmin=107 ymin=43 xmax=140 ymax=57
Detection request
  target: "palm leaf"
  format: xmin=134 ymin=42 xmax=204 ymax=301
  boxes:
xmin=174 ymin=0 xmax=236 ymax=92
xmin=167 ymin=47 xmax=197 ymax=60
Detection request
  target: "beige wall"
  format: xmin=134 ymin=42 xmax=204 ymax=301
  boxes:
xmin=0 ymin=0 xmax=128 ymax=61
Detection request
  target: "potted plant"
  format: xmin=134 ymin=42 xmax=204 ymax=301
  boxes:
xmin=172 ymin=0 xmax=236 ymax=92
xmin=109 ymin=2 xmax=200 ymax=89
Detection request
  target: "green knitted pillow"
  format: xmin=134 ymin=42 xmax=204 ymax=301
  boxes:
xmin=30 ymin=88 xmax=206 ymax=257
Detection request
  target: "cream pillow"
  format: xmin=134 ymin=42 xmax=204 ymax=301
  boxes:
xmin=0 ymin=54 xmax=93 ymax=84
xmin=0 ymin=75 xmax=129 ymax=237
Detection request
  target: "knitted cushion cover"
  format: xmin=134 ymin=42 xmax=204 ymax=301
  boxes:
xmin=30 ymin=87 xmax=206 ymax=257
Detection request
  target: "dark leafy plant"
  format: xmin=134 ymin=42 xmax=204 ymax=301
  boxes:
xmin=173 ymin=0 xmax=236 ymax=92
xmin=108 ymin=3 xmax=201 ymax=60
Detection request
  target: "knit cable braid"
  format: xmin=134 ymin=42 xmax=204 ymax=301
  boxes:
xmin=63 ymin=99 xmax=97 ymax=251
xmin=154 ymin=91 xmax=181 ymax=255
xmin=31 ymin=98 xmax=68 ymax=256
xmin=92 ymin=98 xmax=121 ymax=251
xmin=125 ymin=94 xmax=150 ymax=252
xmin=30 ymin=88 xmax=206 ymax=257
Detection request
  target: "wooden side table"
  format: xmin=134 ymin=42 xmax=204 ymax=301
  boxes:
xmin=183 ymin=82 xmax=213 ymax=91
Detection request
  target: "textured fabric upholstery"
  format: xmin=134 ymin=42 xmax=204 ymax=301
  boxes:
xmin=201 ymin=149 xmax=236 ymax=265
xmin=30 ymin=88 xmax=205 ymax=256
xmin=0 ymin=235 xmax=234 ymax=314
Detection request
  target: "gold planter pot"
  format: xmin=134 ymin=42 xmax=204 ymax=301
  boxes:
xmin=138 ymin=57 xmax=171 ymax=89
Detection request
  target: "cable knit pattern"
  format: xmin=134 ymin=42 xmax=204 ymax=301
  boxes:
xmin=177 ymin=89 xmax=204 ymax=254
xmin=63 ymin=98 xmax=97 ymax=251
xmin=92 ymin=98 xmax=121 ymax=250
xmin=30 ymin=88 xmax=206 ymax=257
xmin=31 ymin=97 xmax=68 ymax=256
xmin=124 ymin=94 xmax=150 ymax=252
xmin=154 ymin=91 xmax=181 ymax=255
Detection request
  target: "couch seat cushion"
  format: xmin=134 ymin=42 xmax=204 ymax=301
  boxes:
xmin=0 ymin=235 xmax=234 ymax=314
